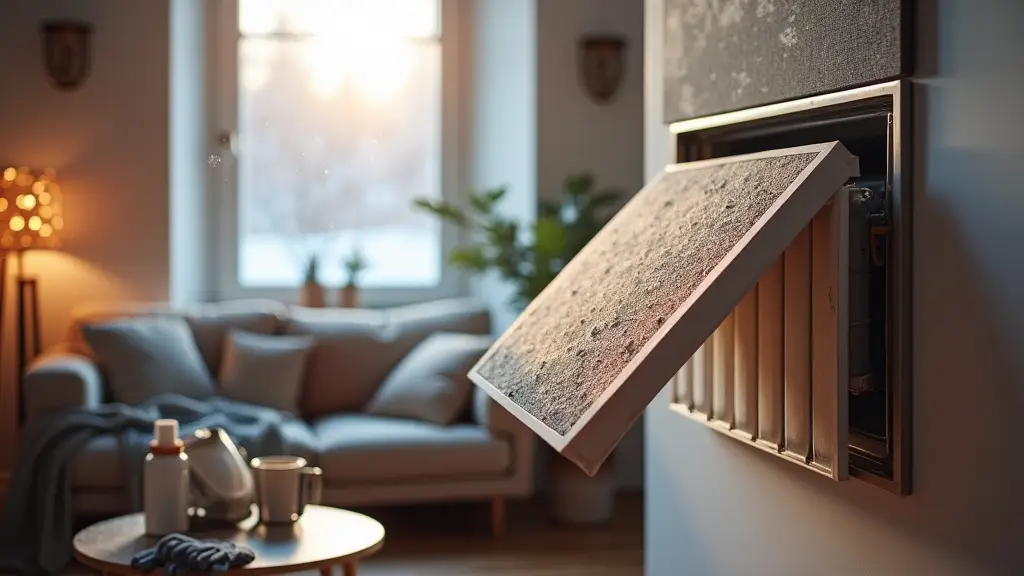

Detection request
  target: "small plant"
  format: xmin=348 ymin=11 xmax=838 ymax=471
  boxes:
xmin=303 ymin=253 xmax=319 ymax=284
xmin=414 ymin=172 xmax=622 ymax=308
xmin=343 ymin=248 xmax=369 ymax=287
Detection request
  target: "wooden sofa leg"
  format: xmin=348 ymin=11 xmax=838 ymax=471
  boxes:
xmin=491 ymin=496 xmax=505 ymax=537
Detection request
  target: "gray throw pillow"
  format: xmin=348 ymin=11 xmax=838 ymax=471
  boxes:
xmin=365 ymin=332 xmax=494 ymax=426
xmin=81 ymin=316 xmax=216 ymax=405
xmin=217 ymin=330 xmax=315 ymax=415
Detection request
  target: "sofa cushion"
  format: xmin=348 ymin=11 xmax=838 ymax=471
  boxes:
xmin=185 ymin=301 xmax=287 ymax=375
xmin=81 ymin=316 xmax=216 ymax=404
xmin=312 ymin=414 xmax=510 ymax=484
xmin=365 ymin=332 xmax=493 ymax=425
xmin=218 ymin=330 xmax=315 ymax=415
xmin=72 ymin=421 xmax=320 ymax=489
xmin=67 ymin=299 xmax=287 ymax=376
xmin=289 ymin=298 xmax=491 ymax=418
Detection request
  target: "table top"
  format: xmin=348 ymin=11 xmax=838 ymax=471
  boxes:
xmin=73 ymin=505 xmax=385 ymax=575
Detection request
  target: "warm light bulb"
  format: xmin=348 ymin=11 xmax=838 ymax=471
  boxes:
xmin=0 ymin=199 xmax=8 ymax=212
xmin=10 ymin=215 xmax=25 ymax=231
xmin=38 ymin=205 xmax=51 ymax=218
xmin=32 ymin=181 xmax=45 ymax=194
xmin=39 ymin=223 xmax=53 ymax=237
xmin=38 ymin=192 xmax=51 ymax=205
xmin=18 ymin=194 xmax=37 ymax=210
xmin=28 ymin=216 xmax=41 ymax=231
xmin=2 ymin=167 xmax=15 ymax=182
xmin=51 ymin=215 xmax=63 ymax=230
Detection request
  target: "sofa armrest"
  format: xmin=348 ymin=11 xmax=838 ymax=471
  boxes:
xmin=22 ymin=344 xmax=104 ymax=424
xmin=472 ymin=386 xmax=536 ymax=497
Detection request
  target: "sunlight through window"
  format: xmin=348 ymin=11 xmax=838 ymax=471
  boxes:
xmin=234 ymin=0 xmax=443 ymax=289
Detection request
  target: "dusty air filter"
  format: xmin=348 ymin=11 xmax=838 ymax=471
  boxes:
xmin=469 ymin=142 xmax=860 ymax=475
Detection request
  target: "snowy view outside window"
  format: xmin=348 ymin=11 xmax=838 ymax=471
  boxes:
xmin=237 ymin=0 xmax=442 ymax=288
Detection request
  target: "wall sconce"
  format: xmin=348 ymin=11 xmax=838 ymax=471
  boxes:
xmin=40 ymin=20 xmax=93 ymax=91
xmin=578 ymin=33 xmax=627 ymax=105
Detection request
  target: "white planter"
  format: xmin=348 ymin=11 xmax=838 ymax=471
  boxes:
xmin=548 ymin=453 xmax=616 ymax=525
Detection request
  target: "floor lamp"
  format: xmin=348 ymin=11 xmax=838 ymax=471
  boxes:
xmin=0 ymin=166 xmax=64 ymax=425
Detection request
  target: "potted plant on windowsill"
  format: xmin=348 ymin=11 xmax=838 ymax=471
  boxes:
xmin=299 ymin=253 xmax=326 ymax=308
xmin=339 ymin=248 xmax=369 ymax=308
xmin=414 ymin=172 xmax=624 ymax=524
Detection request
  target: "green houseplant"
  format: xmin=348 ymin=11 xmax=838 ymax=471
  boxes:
xmin=414 ymin=173 xmax=622 ymax=308
xmin=299 ymin=253 xmax=326 ymax=307
xmin=338 ymin=248 xmax=369 ymax=308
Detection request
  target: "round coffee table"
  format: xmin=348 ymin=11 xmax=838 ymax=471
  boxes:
xmin=73 ymin=505 xmax=384 ymax=576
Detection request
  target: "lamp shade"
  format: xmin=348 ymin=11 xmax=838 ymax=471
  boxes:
xmin=0 ymin=166 xmax=63 ymax=251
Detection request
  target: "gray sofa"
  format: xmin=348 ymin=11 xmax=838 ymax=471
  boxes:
xmin=21 ymin=298 xmax=535 ymax=534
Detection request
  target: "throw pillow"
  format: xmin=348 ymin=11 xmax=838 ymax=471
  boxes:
xmin=217 ymin=330 xmax=315 ymax=415
xmin=365 ymin=332 xmax=494 ymax=426
xmin=81 ymin=316 xmax=216 ymax=405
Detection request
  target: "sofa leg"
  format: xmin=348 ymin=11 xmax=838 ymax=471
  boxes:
xmin=490 ymin=496 xmax=505 ymax=537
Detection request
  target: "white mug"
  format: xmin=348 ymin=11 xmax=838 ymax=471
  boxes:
xmin=250 ymin=456 xmax=323 ymax=524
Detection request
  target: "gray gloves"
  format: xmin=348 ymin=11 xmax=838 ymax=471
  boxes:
xmin=130 ymin=533 xmax=255 ymax=575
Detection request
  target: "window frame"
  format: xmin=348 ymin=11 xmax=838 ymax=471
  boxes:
xmin=207 ymin=0 xmax=466 ymax=307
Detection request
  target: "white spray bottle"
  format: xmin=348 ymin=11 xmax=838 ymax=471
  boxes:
xmin=143 ymin=419 xmax=190 ymax=535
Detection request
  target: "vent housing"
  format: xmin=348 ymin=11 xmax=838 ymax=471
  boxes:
xmin=669 ymin=81 xmax=911 ymax=495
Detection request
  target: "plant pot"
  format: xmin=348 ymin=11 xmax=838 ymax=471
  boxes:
xmin=338 ymin=283 xmax=360 ymax=308
xmin=300 ymin=281 xmax=326 ymax=308
xmin=548 ymin=452 xmax=616 ymax=525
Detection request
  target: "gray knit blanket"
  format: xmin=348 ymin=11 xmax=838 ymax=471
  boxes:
xmin=0 ymin=394 xmax=303 ymax=575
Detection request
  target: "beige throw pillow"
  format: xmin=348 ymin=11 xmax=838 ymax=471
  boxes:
xmin=365 ymin=332 xmax=494 ymax=426
xmin=81 ymin=316 xmax=216 ymax=405
xmin=218 ymin=330 xmax=315 ymax=415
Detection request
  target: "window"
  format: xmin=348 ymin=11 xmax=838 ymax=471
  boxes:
xmin=213 ymin=0 xmax=457 ymax=300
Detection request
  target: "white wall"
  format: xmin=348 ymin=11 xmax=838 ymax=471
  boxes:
xmin=0 ymin=0 xmax=174 ymax=481
xmin=645 ymin=1 xmax=1024 ymax=574
xmin=536 ymin=0 xmax=644 ymax=205
xmin=169 ymin=0 xmax=210 ymax=305
xmin=469 ymin=0 xmax=646 ymax=492
xmin=467 ymin=0 xmax=538 ymax=333
xmin=536 ymin=0 xmax=645 ymax=492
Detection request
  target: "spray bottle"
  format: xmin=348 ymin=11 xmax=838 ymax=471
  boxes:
xmin=143 ymin=419 xmax=190 ymax=535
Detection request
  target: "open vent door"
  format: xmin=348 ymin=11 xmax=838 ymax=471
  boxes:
xmin=468 ymin=142 xmax=860 ymax=478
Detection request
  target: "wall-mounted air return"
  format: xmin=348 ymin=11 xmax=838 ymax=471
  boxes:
xmin=469 ymin=141 xmax=861 ymax=477
xmin=672 ymin=192 xmax=855 ymax=480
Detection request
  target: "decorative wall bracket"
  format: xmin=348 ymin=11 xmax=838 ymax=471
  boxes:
xmin=40 ymin=20 xmax=93 ymax=91
xmin=578 ymin=33 xmax=627 ymax=105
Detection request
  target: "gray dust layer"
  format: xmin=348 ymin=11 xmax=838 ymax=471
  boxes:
xmin=476 ymin=153 xmax=816 ymax=435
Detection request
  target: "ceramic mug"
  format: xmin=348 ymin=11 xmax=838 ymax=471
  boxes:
xmin=250 ymin=456 xmax=323 ymax=524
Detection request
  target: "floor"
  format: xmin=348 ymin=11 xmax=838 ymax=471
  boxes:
xmin=64 ymin=494 xmax=643 ymax=576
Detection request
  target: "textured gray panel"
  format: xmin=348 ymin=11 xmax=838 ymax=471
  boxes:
xmin=663 ymin=0 xmax=909 ymax=123
xmin=475 ymin=153 xmax=816 ymax=436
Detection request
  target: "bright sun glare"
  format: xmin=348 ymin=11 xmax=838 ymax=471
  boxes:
xmin=242 ymin=1 xmax=429 ymax=101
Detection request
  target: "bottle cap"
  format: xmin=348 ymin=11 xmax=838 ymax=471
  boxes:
xmin=153 ymin=419 xmax=181 ymax=447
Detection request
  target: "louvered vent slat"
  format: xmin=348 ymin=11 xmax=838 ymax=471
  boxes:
xmin=671 ymin=196 xmax=849 ymax=480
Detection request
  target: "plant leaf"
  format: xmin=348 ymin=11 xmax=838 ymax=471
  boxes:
xmin=534 ymin=217 xmax=567 ymax=255
xmin=449 ymin=245 xmax=490 ymax=271
xmin=413 ymin=198 xmax=468 ymax=226
xmin=539 ymin=200 xmax=562 ymax=218
xmin=564 ymin=173 xmax=594 ymax=198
